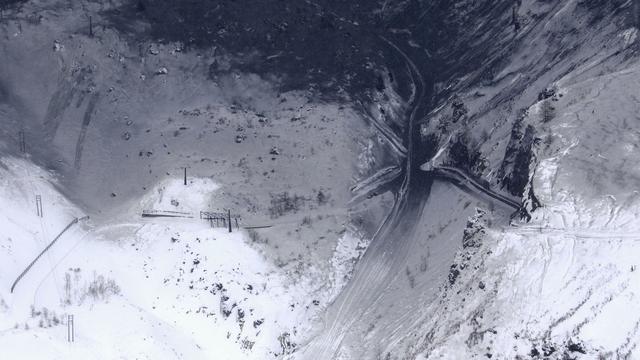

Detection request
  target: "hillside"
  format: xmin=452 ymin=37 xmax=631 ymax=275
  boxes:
xmin=1 ymin=0 xmax=640 ymax=359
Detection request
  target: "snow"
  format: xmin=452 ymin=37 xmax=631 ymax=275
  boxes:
xmin=2 ymin=0 xmax=640 ymax=358
xmin=408 ymin=27 xmax=640 ymax=359
xmin=0 ymin=156 xmax=363 ymax=359
xmin=328 ymin=231 xmax=369 ymax=298
xmin=137 ymin=176 xmax=219 ymax=214
xmin=620 ymin=28 xmax=638 ymax=48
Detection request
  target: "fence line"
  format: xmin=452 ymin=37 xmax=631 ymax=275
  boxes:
xmin=10 ymin=217 xmax=87 ymax=293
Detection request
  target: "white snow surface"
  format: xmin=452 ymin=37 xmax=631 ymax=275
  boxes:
xmin=0 ymin=156 xmax=362 ymax=359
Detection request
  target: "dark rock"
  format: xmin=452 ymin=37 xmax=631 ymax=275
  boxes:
xmin=498 ymin=116 xmax=540 ymax=199
xmin=451 ymin=96 xmax=468 ymax=123
xmin=567 ymin=340 xmax=586 ymax=354
xmin=537 ymin=88 xmax=556 ymax=101
xmin=530 ymin=347 xmax=540 ymax=357
xmin=542 ymin=343 xmax=556 ymax=356
xmin=448 ymin=132 xmax=487 ymax=177
xmin=448 ymin=264 xmax=460 ymax=286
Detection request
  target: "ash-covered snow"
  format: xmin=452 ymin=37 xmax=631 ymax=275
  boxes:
xmin=2 ymin=0 xmax=640 ymax=358
xmin=405 ymin=4 xmax=640 ymax=359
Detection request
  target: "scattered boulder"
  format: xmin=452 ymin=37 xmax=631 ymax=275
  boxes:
xmin=451 ymin=96 xmax=468 ymax=123
xmin=537 ymin=87 xmax=556 ymax=101
xmin=567 ymin=340 xmax=586 ymax=354
xmin=53 ymin=40 xmax=63 ymax=52
xmin=448 ymin=264 xmax=460 ymax=285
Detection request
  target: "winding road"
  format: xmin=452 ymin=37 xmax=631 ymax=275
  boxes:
xmin=428 ymin=165 xmax=521 ymax=211
xmin=301 ymin=31 xmax=523 ymax=358
xmin=299 ymin=34 xmax=435 ymax=359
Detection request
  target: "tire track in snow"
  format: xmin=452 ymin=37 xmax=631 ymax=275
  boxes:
xmin=299 ymin=35 xmax=432 ymax=359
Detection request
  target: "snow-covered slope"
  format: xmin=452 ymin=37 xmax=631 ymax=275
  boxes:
xmin=2 ymin=0 xmax=640 ymax=358
xmin=0 ymin=156 xmax=368 ymax=359
xmin=413 ymin=62 xmax=640 ymax=359
xmin=403 ymin=2 xmax=640 ymax=358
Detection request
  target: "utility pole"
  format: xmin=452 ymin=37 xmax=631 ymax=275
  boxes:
xmin=183 ymin=167 xmax=187 ymax=185
xmin=19 ymin=131 xmax=25 ymax=153
xmin=67 ymin=315 xmax=74 ymax=342
xmin=227 ymin=210 xmax=232 ymax=233
xmin=35 ymin=195 xmax=43 ymax=217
